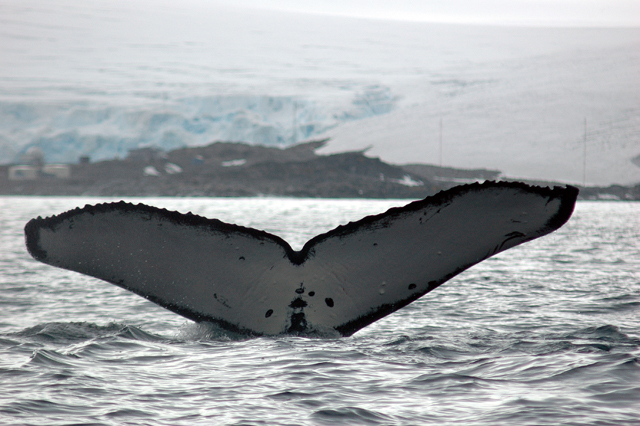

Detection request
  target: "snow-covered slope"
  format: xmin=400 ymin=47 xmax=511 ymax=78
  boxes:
xmin=316 ymin=38 xmax=640 ymax=186
xmin=1 ymin=0 xmax=639 ymax=185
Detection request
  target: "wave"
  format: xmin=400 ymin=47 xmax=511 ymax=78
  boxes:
xmin=9 ymin=321 xmax=162 ymax=343
xmin=312 ymin=406 xmax=393 ymax=425
xmin=370 ymin=324 xmax=640 ymax=362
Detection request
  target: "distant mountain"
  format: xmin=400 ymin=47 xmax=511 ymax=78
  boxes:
xmin=1 ymin=1 xmax=638 ymax=185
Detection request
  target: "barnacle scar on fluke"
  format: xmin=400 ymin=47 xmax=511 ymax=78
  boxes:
xmin=24 ymin=181 xmax=578 ymax=337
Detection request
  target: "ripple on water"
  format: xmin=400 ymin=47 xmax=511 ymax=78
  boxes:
xmin=12 ymin=322 xmax=131 ymax=343
xmin=0 ymin=399 xmax=87 ymax=417
xmin=312 ymin=406 xmax=394 ymax=425
xmin=1 ymin=199 xmax=639 ymax=425
xmin=27 ymin=349 xmax=80 ymax=368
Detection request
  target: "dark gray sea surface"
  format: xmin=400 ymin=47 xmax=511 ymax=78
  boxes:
xmin=1 ymin=197 xmax=638 ymax=425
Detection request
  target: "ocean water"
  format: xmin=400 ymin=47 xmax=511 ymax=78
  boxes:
xmin=0 ymin=196 xmax=638 ymax=425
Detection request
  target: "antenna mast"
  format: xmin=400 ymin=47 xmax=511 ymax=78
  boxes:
xmin=439 ymin=117 xmax=443 ymax=169
xmin=582 ymin=118 xmax=587 ymax=187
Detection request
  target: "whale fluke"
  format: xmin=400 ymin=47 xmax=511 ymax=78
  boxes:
xmin=24 ymin=182 xmax=578 ymax=336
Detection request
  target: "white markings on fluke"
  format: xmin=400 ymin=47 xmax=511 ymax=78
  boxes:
xmin=24 ymin=182 xmax=578 ymax=337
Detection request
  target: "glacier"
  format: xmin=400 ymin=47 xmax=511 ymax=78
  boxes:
xmin=1 ymin=0 xmax=639 ymax=185
xmin=0 ymin=90 xmax=395 ymax=164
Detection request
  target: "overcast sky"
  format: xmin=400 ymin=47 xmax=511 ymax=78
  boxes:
xmin=213 ymin=0 xmax=640 ymax=27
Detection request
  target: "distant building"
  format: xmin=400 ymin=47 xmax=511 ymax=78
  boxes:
xmin=8 ymin=164 xmax=71 ymax=180
xmin=8 ymin=165 xmax=39 ymax=181
xmin=42 ymin=164 xmax=71 ymax=179
xmin=8 ymin=146 xmax=71 ymax=180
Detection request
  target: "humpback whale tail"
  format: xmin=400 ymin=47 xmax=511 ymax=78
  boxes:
xmin=25 ymin=181 xmax=578 ymax=336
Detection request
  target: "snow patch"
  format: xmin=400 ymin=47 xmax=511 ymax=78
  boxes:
xmin=143 ymin=166 xmax=161 ymax=176
xmin=391 ymin=175 xmax=423 ymax=187
xmin=165 ymin=163 xmax=183 ymax=174
xmin=221 ymin=159 xmax=247 ymax=167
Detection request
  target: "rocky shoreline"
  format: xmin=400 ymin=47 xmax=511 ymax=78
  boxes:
xmin=1 ymin=140 xmax=638 ymax=200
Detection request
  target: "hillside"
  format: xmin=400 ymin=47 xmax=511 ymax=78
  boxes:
xmin=0 ymin=141 xmax=434 ymax=198
xmin=2 ymin=140 xmax=638 ymax=200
